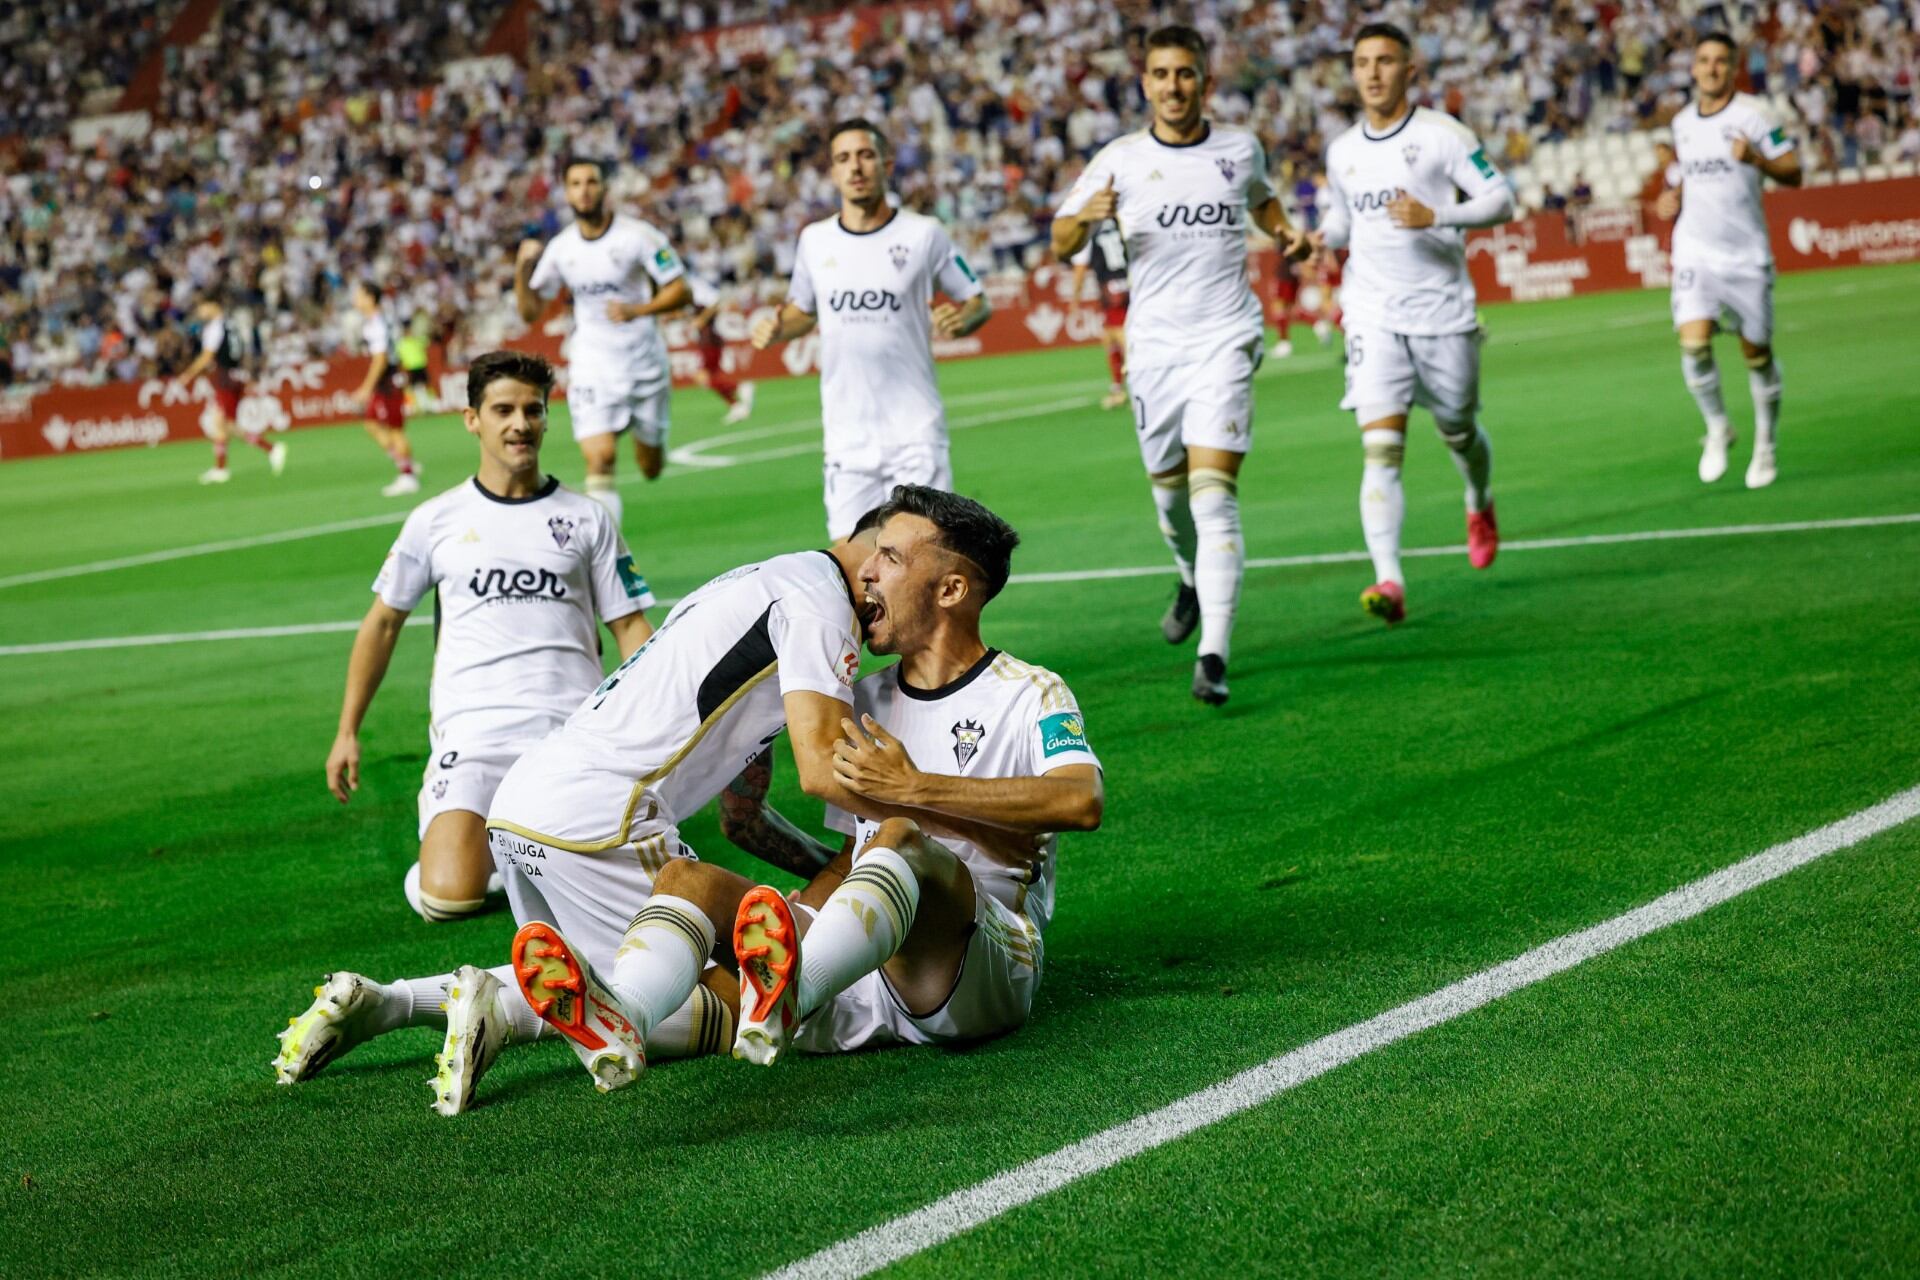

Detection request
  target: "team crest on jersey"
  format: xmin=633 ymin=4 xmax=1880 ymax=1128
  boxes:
xmin=888 ymin=243 xmax=910 ymax=271
xmin=1215 ymin=157 xmax=1236 ymax=184
xmin=951 ymin=719 xmax=986 ymax=770
xmin=431 ymin=778 xmax=449 ymax=800
xmin=1402 ymin=143 xmax=1421 ymax=168
xmin=547 ymin=516 xmax=574 ymax=549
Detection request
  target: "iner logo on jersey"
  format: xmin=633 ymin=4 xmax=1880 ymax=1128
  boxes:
xmin=468 ymin=566 xmax=570 ymax=602
xmin=828 ymin=289 xmax=904 ymax=313
xmin=1154 ymin=202 xmax=1245 ymax=229
xmin=1350 ymin=189 xmax=1403 ymax=214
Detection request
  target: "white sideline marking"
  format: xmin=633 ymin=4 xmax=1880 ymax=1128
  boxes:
xmin=766 ymin=784 xmax=1920 ymax=1280
xmin=3 ymin=512 xmax=1916 ymax=657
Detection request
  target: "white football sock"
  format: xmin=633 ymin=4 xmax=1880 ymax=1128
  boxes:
xmin=1149 ymin=474 xmax=1197 ymax=587
xmin=1360 ymin=429 xmax=1406 ymax=586
xmin=1439 ymin=420 xmax=1494 ymax=512
xmin=796 ymin=846 xmax=919 ymax=1019
xmin=1681 ymin=344 xmax=1730 ymax=435
xmin=610 ymin=893 xmax=715 ymax=1037
xmin=584 ymin=473 xmax=624 ymax=526
xmin=1188 ymin=468 xmax=1243 ymax=663
xmin=1747 ymin=355 xmax=1782 ymax=450
xmin=383 ymin=966 xmax=546 ymax=1041
xmin=643 ymin=982 xmax=733 ymax=1060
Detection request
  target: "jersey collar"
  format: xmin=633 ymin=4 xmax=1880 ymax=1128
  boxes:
xmin=471 ymin=474 xmax=559 ymax=504
xmin=894 ymin=647 xmax=999 ymax=701
xmin=1361 ymin=107 xmax=1415 ymax=141
xmin=1148 ymin=121 xmax=1212 ymax=149
xmin=835 ymin=207 xmax=899 ymax=237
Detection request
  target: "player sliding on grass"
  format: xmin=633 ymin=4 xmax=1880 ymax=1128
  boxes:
xmin=751 ymin=120 xmax=991 ymax=539
xmin=1655 ymin=32 xmax=1800 ymax=491
xmin=1052 ymin=24 xmax=1311 ymax=706
xmin=1314 ymin=22 xmax=1515 ymax=625
xmin=323 ymin=350 xmax=655 ymax=923
xmin=275 ymin=513 xmax=912 ymax=1114
xmin=515 ymin=157 xmax=694 ymax=526
xmin=508 ymin=487 xmax=1102 ymax=1081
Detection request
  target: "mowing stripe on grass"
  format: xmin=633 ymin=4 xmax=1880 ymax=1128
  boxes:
xmin=766 ymin=784 xmax=1920 ymax=1280
xmin=4 ymin=512 xmax=1918 ymax=656
xmin=0 ymin=512 xmax=408 ymax=590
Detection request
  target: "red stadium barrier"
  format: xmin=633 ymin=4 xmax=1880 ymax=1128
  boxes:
xmin=5 ymin=178 xmax=1916 ymax=464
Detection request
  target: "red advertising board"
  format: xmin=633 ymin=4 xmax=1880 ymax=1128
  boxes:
xmin=6 ymin=178 xmax=1915 ymax=463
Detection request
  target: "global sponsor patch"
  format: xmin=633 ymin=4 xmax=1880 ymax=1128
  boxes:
xmin=1039 ymin=711 xmax=1090 ymax=757
xmin=616 ymin=554 xmax=650 ymax=599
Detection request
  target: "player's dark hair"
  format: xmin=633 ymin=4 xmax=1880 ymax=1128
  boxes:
xmin=878 ymin=485 xmax=1021 ymax=602
xmin=1353 ymin=22 xmax=1413 ymax=53
xmin=466 ymin=350 xmax=556 ymax=410
xmin=1697 ymin=31 xmax=1737 ymax=55
xmin=850 ymin=504 xmax=888 ymax=537
xmin=1144 ymin=24 xmax=1209 ymax=66
xmin=356 ymin=280 xmax=383 ymax=302
xmin=826 ymin=118 xmax=889 ymax=160
xmin=560 ymin=155 xmax=607 ymax=179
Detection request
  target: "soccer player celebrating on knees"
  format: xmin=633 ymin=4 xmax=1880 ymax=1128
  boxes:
xmin=1069 ymin=221 xmax=1131 ymax=410
xmin=1314 ymin=23 xmax=1516 ymax=625
xmin=351 ymin=282 xmax=420 ymax=497
xmin=282 ymin=352 xmax=657 ymax=1111
xmin=1655 ymin=33 xmax=1800 ymax=490
xmin=520 ymin=487 xmax=1102 ymax=1075
xmin=685 ymin=271 xmax=756 ymax=425
xmin=516 ymin=158 xmax=693 ymax=525
xmin=751 ymin=120 xmax=992 ymax=539
xmin=1052 ymin=25 xmax=1310 ymax=706
xmin=174 ymin=295 xmax=285 ymax=484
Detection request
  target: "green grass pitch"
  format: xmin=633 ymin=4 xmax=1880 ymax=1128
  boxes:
xmin=3 ymin=264 xmax=1917 ymax=1277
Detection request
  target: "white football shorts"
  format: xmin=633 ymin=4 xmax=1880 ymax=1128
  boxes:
xmin=791 ymin=885 xmax=1043 ymax=1053
xmin=568 ymin=375 xmax=672 ymax=445
xmin=486 ymin=819 xmax=694 ymax=973
xmin=821 ymin=440 xmax=952 ymax=540
xmin=1340 ymin=326 xmax=1482 ymax=425
xmin=1670 ymin=262 xmax=1774 ymax=346
xmin=417 ymin=730 xmax=528 ymax=840
xmin=1126 ymin=338 xmax=1261 ymax=475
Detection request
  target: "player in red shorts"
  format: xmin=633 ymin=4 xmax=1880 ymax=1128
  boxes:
xmin=1268 ymin=253 xmax=1300 ymax=358
xmin=1069 ymin=222 xmax=1130 ymax=411
xmin=687 ymin=273 xmax=755 ymax=426
xmin=1303 ymin=250 xmax=1346 ymax=346
xmin=176 ymin=296 xmax=286 ymax=485
xmin=351 ymin=281 xmax=419 ymax=496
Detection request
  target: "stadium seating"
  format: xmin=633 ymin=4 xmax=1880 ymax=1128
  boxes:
xmin=2 ymin=0 xmax=1915 ymax=392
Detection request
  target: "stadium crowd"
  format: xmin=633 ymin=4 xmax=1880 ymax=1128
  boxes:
xmin=2 ymin=0 xmax=1915 ymax=392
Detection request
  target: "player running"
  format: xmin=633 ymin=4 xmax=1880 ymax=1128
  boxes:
xmin=351 ymin=282 xmax=420 ymax=497
xmin=1069 ymin=220 xmax=1131 ymax=410
xmin=1315 ymin=22 xmax=1516 ymax=625
xmin=1655 ymin=32 xmax=1800 ymax=490
xmin=506 ymin=487 xmax=1102 ymax=1081
xmin=174 ymin=296 xmax=286 ymax=485
xmin=1052 ymin=24 xmax=1310 ymax=706
xmin=515 ymin=158 xmax=693 ymax=526
xmin=751 ymin=119 xmax=992 ymax=539
xmin=686 ymin=272 xmax=756 ymax=426
xmin=323 ymin=350 xmax=655 ymax=925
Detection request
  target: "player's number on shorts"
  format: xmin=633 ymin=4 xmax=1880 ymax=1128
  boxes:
xmin=1676 ymin=269 xmax=1695 ymax=289
xmin=1347 ymin=333 xmax=1364 ymax=368
xmin=1132 ymin=395 xmax=1148 ymax=435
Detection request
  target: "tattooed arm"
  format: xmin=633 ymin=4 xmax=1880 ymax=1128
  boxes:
xmin=718 ymin=747 xmax=843 ymax=877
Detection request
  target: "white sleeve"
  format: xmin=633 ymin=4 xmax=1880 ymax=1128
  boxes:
xmin=769 ymin=597 xmax=858 ymax=703
xmin=363 ymin=314 xmax=389 ymax=352
xmin=640 ymin=227 xmax=687 ymax=286
xmin=1433 ymin=124 xmax=1514 ymax=229
xmin=1025 ymin=683 xmax=1102 ymax=774
xmin=1053 ymin=147 xmax=1116 ymax=221
xmin=787 ymin=239 xmax=818 ymax=314
xmin=527 ymin=242 xmax=563 ymax=296
xmin=371 ymin=508 xmax=434 ymax=610
xmin=200 ymin=318 xmax=224 ymax=354
xmin=688 ymin=274 xmax=719 ymax=309
xmin=1751 ymin=106 xmax=1796 ymax=161
xmin=1244 ymin=136 xmax=1276 ymax=209
xmin=930 ymin=222 xmax=984 ymax=302
xmin=587 ymin=509 xmax=652 ymax=622
xmin=1319 ymin=160 xmax=1353 ymax=248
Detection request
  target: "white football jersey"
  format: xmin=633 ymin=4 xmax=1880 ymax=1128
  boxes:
xmin=1671 ymin=94 xmax=1794 ymax=273
xmin=1322 ymin=108 xmax=1508 ymax=336
xmin=824 ymin=650 xmax=1101 ymax=933
xmin=373 ymin=476 xmax=653 ymax=745
xmin=488 ymin=550 xmax=863 ymax=849
xmin=361 ymin=311 xmax=395 ymax=364
xmin=528 ymin=213 xmax=686 ymax=387
xmin=687 ymin=272 xmax=721 ymax=310
xmin=787 ymin=208 xmax=983 ymax=468
xmin=1056 ymin=124 xmax=1274 ymax=370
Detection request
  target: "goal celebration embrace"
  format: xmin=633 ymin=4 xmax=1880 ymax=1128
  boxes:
xmin=6 ymin=2 xmax=1917 ymax=1276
